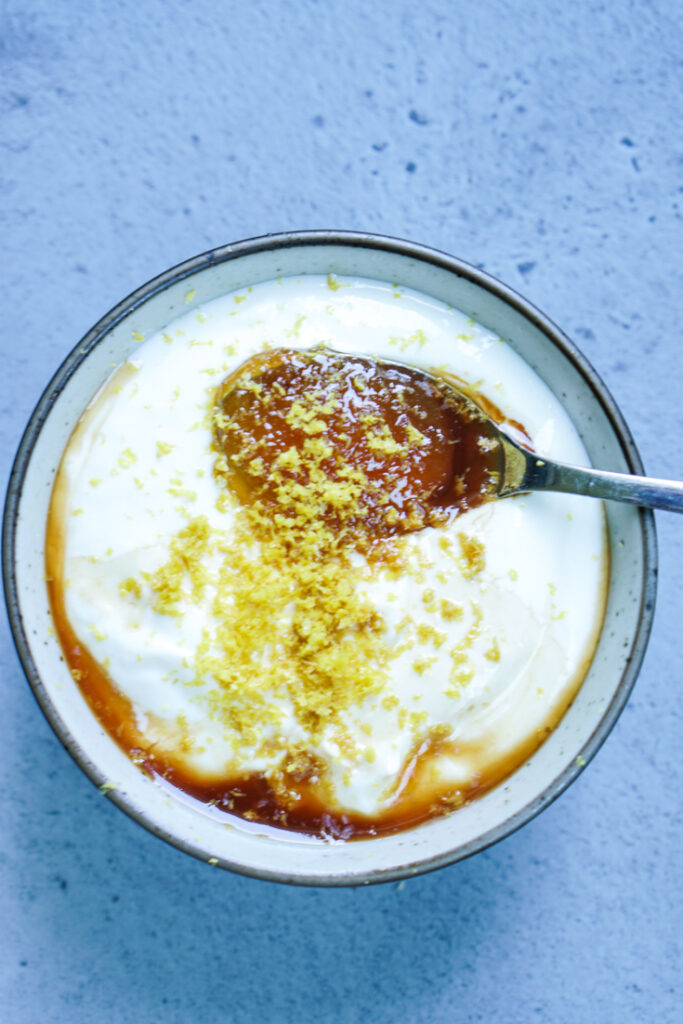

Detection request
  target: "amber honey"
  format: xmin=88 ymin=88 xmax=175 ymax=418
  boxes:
xmin=213 ymin=346 xmax=505 ymax=545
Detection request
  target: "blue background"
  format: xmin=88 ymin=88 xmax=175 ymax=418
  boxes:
xmin=1 ymin=2 xmax=681 ymax=1021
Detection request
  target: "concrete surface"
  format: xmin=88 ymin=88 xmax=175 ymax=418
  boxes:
xmin=1 ymin=1 xmax=681 ymax=1021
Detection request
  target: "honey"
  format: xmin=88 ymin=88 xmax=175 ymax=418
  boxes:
xmin=213 ymin=346 xmax=504 ymax=545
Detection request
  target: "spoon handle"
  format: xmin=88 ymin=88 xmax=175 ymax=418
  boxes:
xmin=521 ymin=455 xmax=683 ymax=513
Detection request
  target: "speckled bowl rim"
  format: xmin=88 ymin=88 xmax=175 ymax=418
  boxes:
xmin=2 ymin=229 xmax=657 ymax=886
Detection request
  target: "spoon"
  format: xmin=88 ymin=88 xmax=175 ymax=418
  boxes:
xmin=491 ymin=424 xmax=683 ymax=513
xmin=214 ymin=344 xmax=683 ymax=519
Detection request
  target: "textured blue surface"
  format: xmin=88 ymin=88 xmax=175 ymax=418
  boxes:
xmin=1 ymin=1 xmax=682 ymax=1021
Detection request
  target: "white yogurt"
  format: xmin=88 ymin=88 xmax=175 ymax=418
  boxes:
xmin=50 ymin=275 xmax=607 ymax=824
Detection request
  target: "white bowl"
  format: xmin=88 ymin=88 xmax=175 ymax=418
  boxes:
xmin=2 ymin=231 xmax=656 ymax=885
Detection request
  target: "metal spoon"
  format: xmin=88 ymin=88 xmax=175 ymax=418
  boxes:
xmin=214 ymin=343 xmax=683 ymax=516
xmin=492 ymin=426 xmax=683 ymax=513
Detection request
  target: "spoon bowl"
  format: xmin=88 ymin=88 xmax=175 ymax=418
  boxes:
xmin=215 ymin=344 xmax=683 ymax=520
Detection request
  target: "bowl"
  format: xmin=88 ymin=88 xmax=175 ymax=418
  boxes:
xmin=2 ymin=230 xmax=656 ymax=885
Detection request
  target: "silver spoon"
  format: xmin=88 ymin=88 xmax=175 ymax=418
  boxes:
xmin=215 ymin=345 xmax=683 ymax=516
xmin=493 ymin=427 xmax=683 ymax=513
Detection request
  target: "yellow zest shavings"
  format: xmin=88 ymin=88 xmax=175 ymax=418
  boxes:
xmin=156 ymin=441 xmax=175 ymax=457
xmin=388 ymin=330 xmax=428 ymax=353
xmin=142 ymin=476 xmax=393 ymax=749
xmin=457 ymin=532 xmax=486 ymax=579
xmin=432 ymin=790 xmax=465 ymax=814
xmin=167 ymin=485 xmax=198 ymax=501
xmin=147 ymin=515 xmax=211 ymax=616
xmin=142 ymin=346 xmax=484 ymax=755
xmin=484 ymin=637 xmax=501 ymax=662
xmin=286 ymin=315 xmax=306 ymax=338
xmin=118 ymin=448 xmax=137 ymax=469
xmin=412 ymin=655 xmax=437 ymax=676
xmin=382 ymin=695 xmax=400 ymax=711
xmin=120 ymin=577 xmax=142 ymax=599
xmin=416 ymin=623 xmax=447 ymax=648
xmin=123 ymin=347 xmax=500 ymax=800
xmin=327 ymin=274 xmax=348 ymax=291
xmin=440 ymin=599 xmax=464 ymax=622
xmin=365 ymin=422 xmax=407 ymax=458
xmin=446 ymin=601 xmax=484 ymax=695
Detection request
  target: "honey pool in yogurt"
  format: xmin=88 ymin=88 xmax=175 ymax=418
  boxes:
xmin=46 ymin=275 xmax=608 ymax=839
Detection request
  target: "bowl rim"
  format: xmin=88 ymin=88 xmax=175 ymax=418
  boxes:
xmin=2 ymin=229 xmax=658 ymax=886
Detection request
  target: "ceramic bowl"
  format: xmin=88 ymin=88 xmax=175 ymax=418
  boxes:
xmin=2 ymin=231 xmax=656 ymax=885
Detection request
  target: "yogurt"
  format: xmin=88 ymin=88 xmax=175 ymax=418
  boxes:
xmin=46 ymin=275 xmax=608 ymax=838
